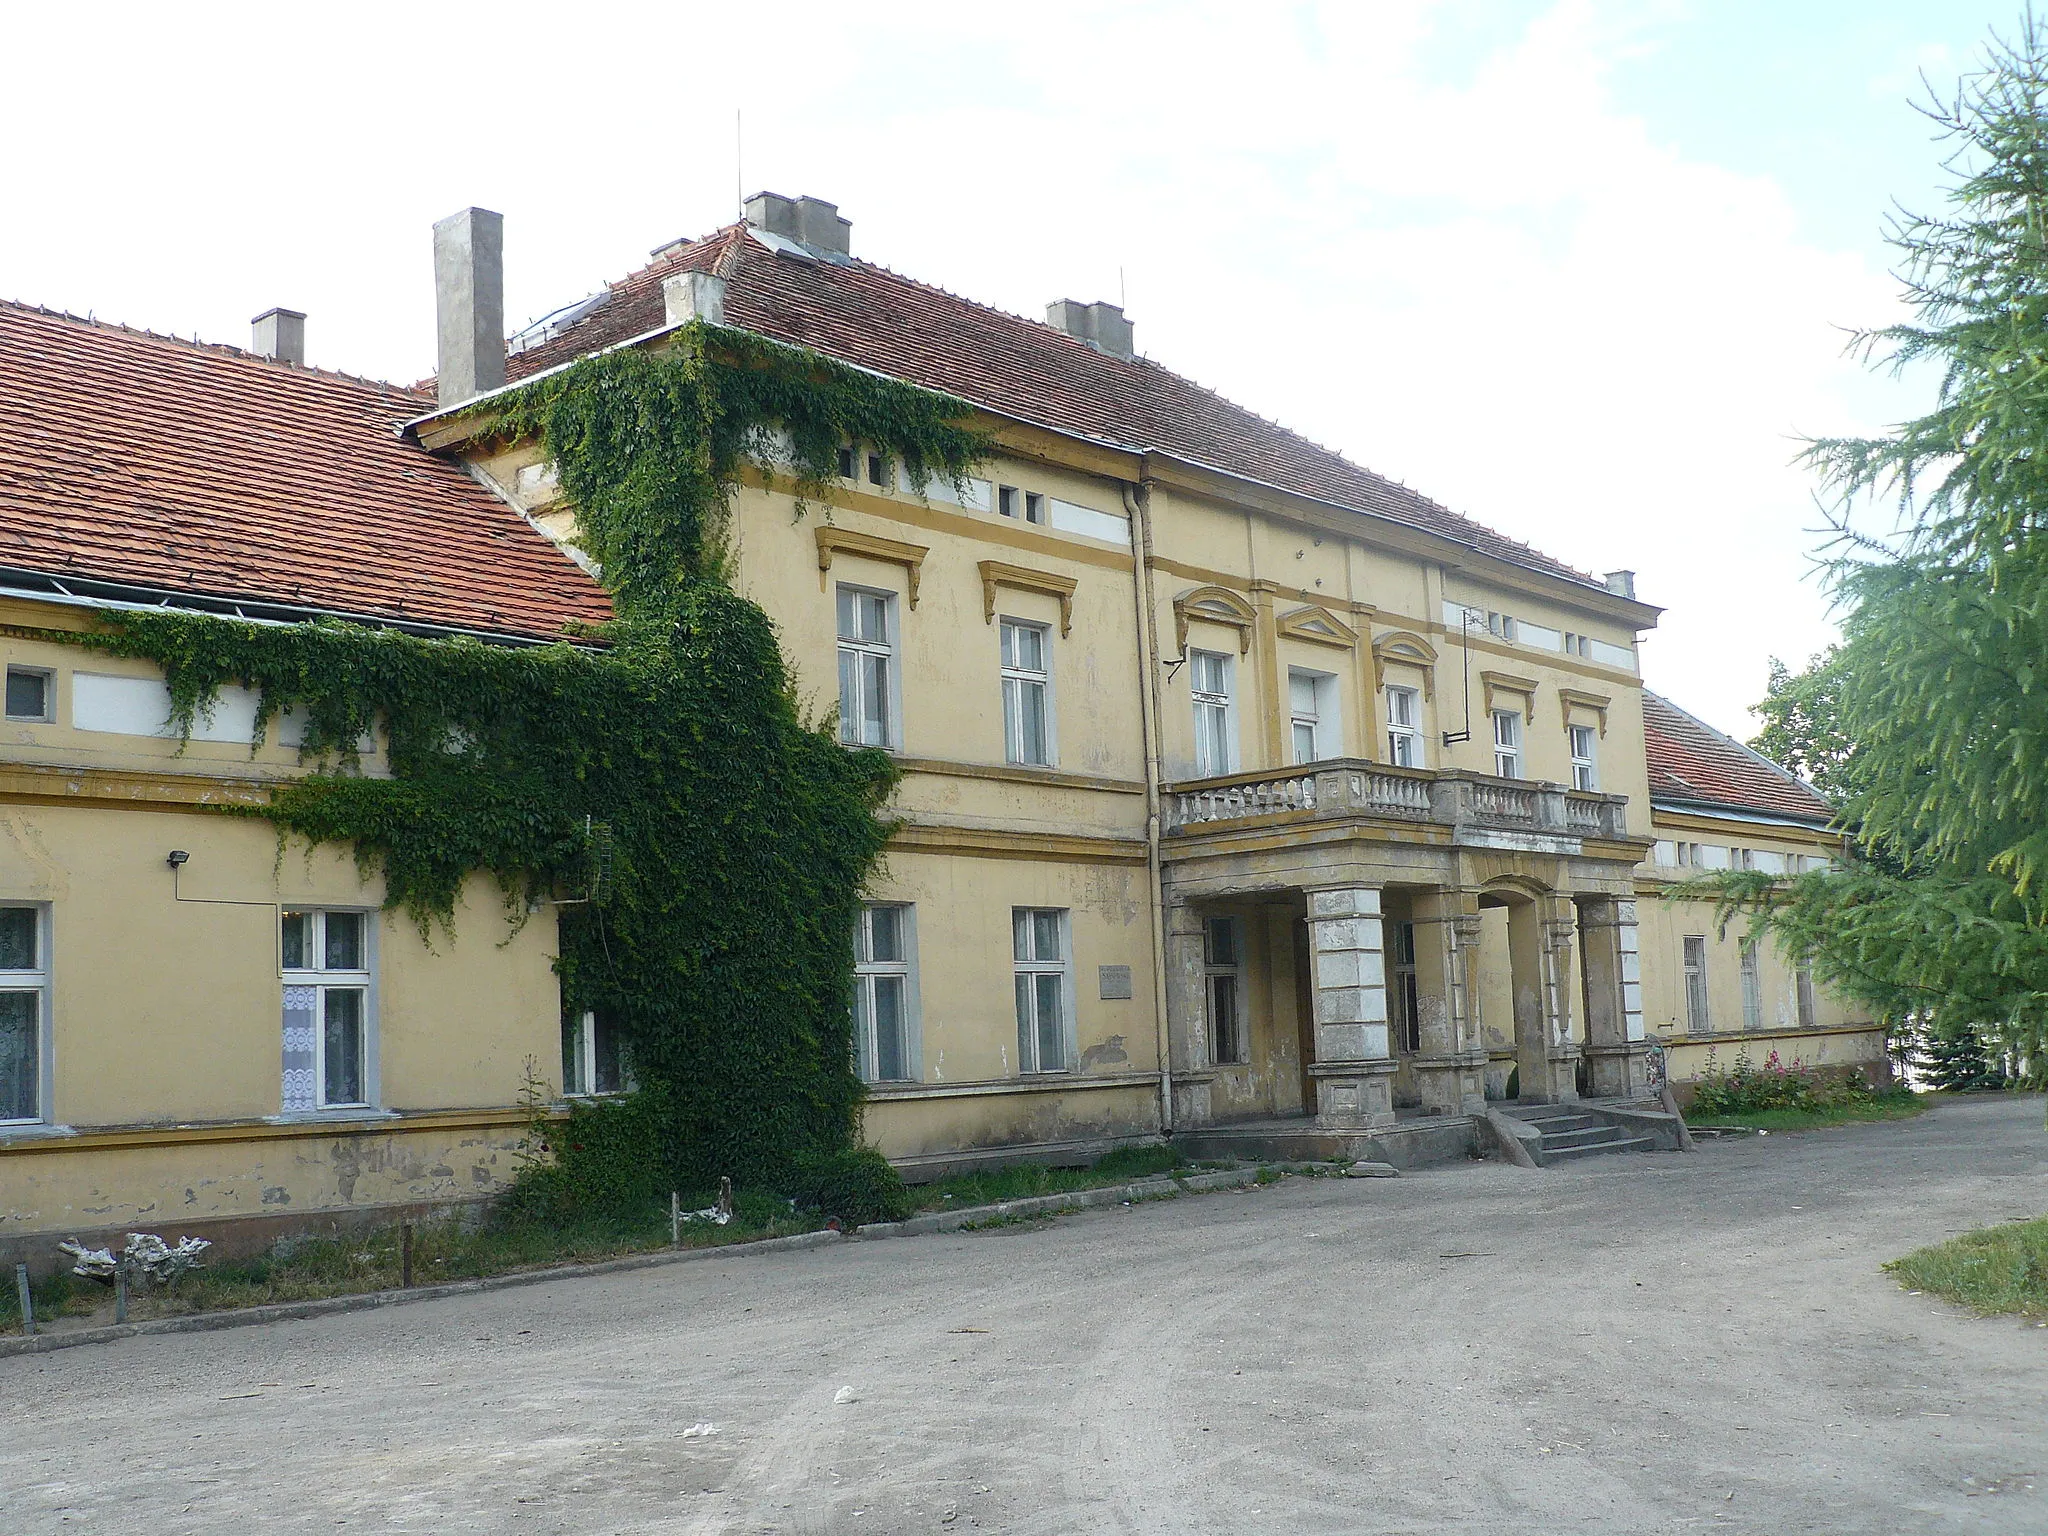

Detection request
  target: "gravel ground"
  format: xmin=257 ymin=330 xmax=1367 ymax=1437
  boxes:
xmin=4 ymin=1094 xmax=2045 ymax=1535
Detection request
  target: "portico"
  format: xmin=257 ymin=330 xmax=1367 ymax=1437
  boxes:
xmin=1160 ymin=759 xmax=1651 ymax=1136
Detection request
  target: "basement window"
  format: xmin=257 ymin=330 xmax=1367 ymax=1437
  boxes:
xmin=4 ymin=667 xmax=52 ymax=723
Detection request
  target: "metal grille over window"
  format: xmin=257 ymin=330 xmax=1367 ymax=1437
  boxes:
xmin=854 ymin=904 xmax=913 ymax=1082
xmin=0 ymin=906 xmax=45 ymax=1124
xmin=280 ymin=909 xmax=371 ymax=1111
xmin=836 ymin=587 xmax=894 ymax=748
xmin=1204 ymin=915 xmax=1244 ymax=1064
xmin=1190 ymin=650 xmax=1232 ymax=777
xmin=1001 ymin=620 xmax=1052 ymax=766
xmin=1013 ymin=907 xmax=1068 ymax=1073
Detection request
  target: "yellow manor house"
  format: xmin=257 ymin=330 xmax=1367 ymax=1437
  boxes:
xmin=0 ymin=195 xmax=1885 ymax=1263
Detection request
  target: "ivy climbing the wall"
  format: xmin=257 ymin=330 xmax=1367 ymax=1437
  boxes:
xmin=76 ymin=321 xmax=989 ymax=1201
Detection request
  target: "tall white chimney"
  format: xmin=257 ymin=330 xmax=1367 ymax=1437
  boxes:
xmin=434 ymin=207 xmax=505 ymax=408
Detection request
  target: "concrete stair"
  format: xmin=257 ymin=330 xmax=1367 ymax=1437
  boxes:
xmin=1500 ymin=1103 xmax=1658 ymax=1163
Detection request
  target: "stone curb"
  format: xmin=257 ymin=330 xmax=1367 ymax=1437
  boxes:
xmin=0 ymin=1164 xmax=1297 ymax=1359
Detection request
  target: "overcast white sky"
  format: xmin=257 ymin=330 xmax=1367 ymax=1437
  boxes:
xmin=1 ymin=1 xmax=2015 ymax=735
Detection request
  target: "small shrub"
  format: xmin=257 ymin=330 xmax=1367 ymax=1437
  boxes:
xmin=500 ymin=1087 xmax=670 ymax=1226
xmin=791 ymin=1146 xmax=913 ymax=1227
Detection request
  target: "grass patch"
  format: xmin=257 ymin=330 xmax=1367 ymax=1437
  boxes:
xmin=909 ymin=1143 xmax=1186 ymax=1213
xmin=0 ymin=1203 xmax=825 ymax=1337
xmin=1688 ymin=1089 xmax=1929 ymax=1133
xmin=1887 ymin=1216 xmax=2048 ymax=1318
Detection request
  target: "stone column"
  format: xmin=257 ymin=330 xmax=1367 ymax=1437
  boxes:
xmin=1577 ymin=896 xmax=1649 ymax=1098
xmin=1163 ymin=900 xmax=1213 ymax=1126
xmin=1305 ymin=886 xmax=1397 ymax=1128
xmin=1537 ymin=896 xmax=1583 ymax=1102
xmin=1410 ymin=888 xmax=1488 ymax=1116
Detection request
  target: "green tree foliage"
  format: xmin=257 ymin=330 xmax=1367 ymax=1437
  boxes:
xmin=73 ymin=322 xmax=990 ymax=1192
xmin=1700 ymin=21 xmax=2048 ymax=1086
xmin=1752 ymin=650 xmax=1863 ymax=805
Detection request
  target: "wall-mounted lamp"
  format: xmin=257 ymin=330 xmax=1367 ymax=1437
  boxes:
xmin=166 ymin=850 xmax=190 ymax=868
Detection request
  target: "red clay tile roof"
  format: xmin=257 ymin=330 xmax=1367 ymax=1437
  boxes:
xmin=0 ymin=302 xmax=610 ymax=641
xmin=1643 ymin=691 xmax=1833 ymax=824
xmin=500 ymin=225 xmax=1603 ymax=590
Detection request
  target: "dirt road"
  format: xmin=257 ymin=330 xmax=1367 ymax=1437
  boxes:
xmin=5 ymin=1095 xmax=2044 ymax=1534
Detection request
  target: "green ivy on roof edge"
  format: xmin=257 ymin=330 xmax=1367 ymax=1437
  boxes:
xmin=68 ymin=321 xmax=991 ymax=1193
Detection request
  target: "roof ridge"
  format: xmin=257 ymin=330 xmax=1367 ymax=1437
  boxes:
xmin=0 ymin=298 xmax=430 ymax=399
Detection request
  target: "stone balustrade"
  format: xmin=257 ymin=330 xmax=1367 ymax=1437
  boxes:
xmin=1163 ymin=759 xmax=1630 ymax=842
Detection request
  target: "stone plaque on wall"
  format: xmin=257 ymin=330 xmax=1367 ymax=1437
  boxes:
xmin=1097 ymin=964 xmax=1133 ymax=1000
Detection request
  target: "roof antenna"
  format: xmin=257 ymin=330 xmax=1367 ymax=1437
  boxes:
xmin=735 ymin=109 xmax=744 ymax=219
xmin=1119 ymin=265 xmax=1127 ymax=310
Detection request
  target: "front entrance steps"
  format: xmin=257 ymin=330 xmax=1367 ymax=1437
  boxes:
xmin=1497 ymin=1102 xmax=1667 ymax=1163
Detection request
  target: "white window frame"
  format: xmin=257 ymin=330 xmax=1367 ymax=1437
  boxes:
xmin=1204 ymin=915 xmax=1246 ymax=1065
xmin=853 ymin=903 xmax=919 ymax=1084
xmin=1013 ymin=907 xmax=1073 ymax=1074
xmin=836 ymin=584 xmax=899 ymax=750
xmin=280 ymin=908 xmax=376 ymax=1114
xmin=1739 ymin=938 xmax=1763 ymax=1030
xmin=1385 ymin=684 xmax=1424 ymax=768
xmin=1288 ymin=668 xmax=1339 ymax=765
xmin=1492 ymin=708 xmax=1522 ymax=779
xmin=1000 ymin=618 xmax=1055 ymax=767
xmin=1569 ymin=723 xmax=1598 ymax=791
xmin=0 ymin=903 xmax=51 ymax=1126
xmin=562 ymin=1010 xmax=632 ymax=1097
xmin=1682 ymin=935 xmax=1710 ymax=1033
xmin=4 ymin=666 xmax=55 ymax=724
xmin=1190 ymin=648 xmax=1236 ymax=778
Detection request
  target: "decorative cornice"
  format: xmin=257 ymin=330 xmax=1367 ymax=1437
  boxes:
xmin=1275 ymin=604 xmax=1359 ymax=650
xmin=1371 ymin=629 xmax=1439 ymax=699
xmin=978 ymin=560 xmax=1078 ymax=635
xmin=815 ymin=525 xmax=929 ymax=607
xmin=1479 ymin=669 xmax=1540 ymax=721
xmin=1172 ymin=584 xmax=1256 ymax=655
xmin=1558 ymin=687 xmax=1613 ymax=736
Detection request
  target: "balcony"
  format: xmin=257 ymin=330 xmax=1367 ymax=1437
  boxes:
xmin=1163 ymin=759 xmax=1630 ymax=847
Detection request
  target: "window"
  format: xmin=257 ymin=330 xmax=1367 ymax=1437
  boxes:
xmin=1739 ymin=938 xmax=1763 ymax=1030
xmin=1796 ymin=961 xmax=1818 ymax=1030
xmin=5 ymin=667 xmax=52 ymax=723
xmin=996 ymin=486 xmax=1045 ymax=523
xmin=281 ymin=909 xmax=372 ymax=1112
xmin=1569 ymin=723 xmax=1598 ymax=791
xmin=562 ymin=1010 xmax=629 ymax=1096
xmin=1288 ymin=669 xmax=1338 ymax=764
xmin=1561 ymin=632 xmax=1592 ymax=658
xmin=866 ymin=452 xmax=891 ymax=489
xmin=836 ymin=444 xmax=857 ymax=479
xmin=853 ymin=904 xmax=915 ymax=1083
xmin=1000 ymin=619 xmax=1053 ymax=766
xmin=1190 ymin=649 xmax=1234 ymax=777
xmin=0 ymin=905 xmax=48 ymax=1124
xmin=1013 ymin=908 xmax=1070 ymax=1073
xmin=1682 ymin=935 xmax=1710 ymax=1033
xmin=1204 ymin=916 xmax=1245 ymax=1065
xmin=1487 ymin=611 xmax=1518 ymax=642
xmin=1492 ymin=709 xmax=1522 ymax=779
xmin=836 ymin=586 xmax=895 ymax=748
xmin=1392 ymin=921 xmax=1420 ymax=1053
xmin=1386 ymin=685 xmax=1424 ymax=768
